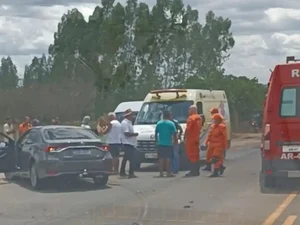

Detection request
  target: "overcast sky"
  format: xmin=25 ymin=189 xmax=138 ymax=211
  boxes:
xmin=1 ymin=0 xmax=300 ymax=84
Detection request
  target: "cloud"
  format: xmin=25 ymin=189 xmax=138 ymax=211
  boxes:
xmin=1 ymin=1 xmax=300 ymax=84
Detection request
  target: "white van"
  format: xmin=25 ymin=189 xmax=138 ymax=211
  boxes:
xmin=114 ymin=101 xmax=143 ymax=123
xmin=133 ymin=89 xmax=231 ymax=169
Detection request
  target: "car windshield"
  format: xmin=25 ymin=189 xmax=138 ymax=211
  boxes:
xmin=43 ymin=127 xmax=99 ymax=140
xmin=135 ymin=101 xmax=193 ymax=124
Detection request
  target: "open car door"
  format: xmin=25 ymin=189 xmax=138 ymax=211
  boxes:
xmin=0 ymin=132 xmax=16 ymax=172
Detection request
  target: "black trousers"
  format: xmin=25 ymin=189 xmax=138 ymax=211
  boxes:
xmin=120 ymin=144 xmax=136 ymax=175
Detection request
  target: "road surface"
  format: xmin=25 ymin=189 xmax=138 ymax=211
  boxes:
xmin=0 ymin=143 xmax=299 ymax=225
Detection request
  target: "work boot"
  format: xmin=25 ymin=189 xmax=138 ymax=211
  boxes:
xmin=209 ymin=169 xmax=220 ymax=178
xmin=202 ymin=163 xmax=211 ymax=171
xmin=184 ymin=163 xmax=200 ymax=177
xmin=220 ymin=165 xmax=226 ymax=175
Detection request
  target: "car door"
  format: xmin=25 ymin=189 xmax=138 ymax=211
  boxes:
xmin=18 ymin=129 xmax=41 ymax=172
xmin=0 ymin=132 xmax=16 ymax=172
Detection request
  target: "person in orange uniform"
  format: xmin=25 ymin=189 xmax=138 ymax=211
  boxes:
xmin=184 ymin=105 xmax=202 ymax=177
xmin=202 ymin=107 xmax=220 ymax=171
xmin=19 ymin=116 xmax=32 ymax=136
xmin=205 ymin=113 xmax=228 ymax=177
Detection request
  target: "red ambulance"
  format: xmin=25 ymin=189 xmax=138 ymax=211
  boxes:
xmin=260 ymin=56 xmax=300 ymax=192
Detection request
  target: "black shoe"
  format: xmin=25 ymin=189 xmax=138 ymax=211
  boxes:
xmin=128 ymin=174 xmax=138 ymax=179
xmin=209 ymin=170 xmax=220 ymax=178
xmin=184 ymin=170 xmax=199 ymax=177
xmin=220 ymin=165 xmax=226 ymax=175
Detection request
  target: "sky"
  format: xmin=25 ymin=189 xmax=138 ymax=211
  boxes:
xmin=1 ymin=1 xmax=300 ymax=84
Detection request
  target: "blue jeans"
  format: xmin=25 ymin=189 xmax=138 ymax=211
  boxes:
xmin=172 ymin=144 xmax=180 ymax=173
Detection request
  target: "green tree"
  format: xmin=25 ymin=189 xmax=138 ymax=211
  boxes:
xmin=49 ymin=8 xmax=88 ymax=81
xmin=0 ymin=56 xmax=18 ymax=89
xmin=23 ymin=54 xmax=52 ymax=87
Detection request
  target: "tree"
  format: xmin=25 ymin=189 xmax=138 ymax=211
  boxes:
xmin=23 ymin=54 xmax=52 ymax=87
xmin=0 ymin=56 xmax=18 ymax=89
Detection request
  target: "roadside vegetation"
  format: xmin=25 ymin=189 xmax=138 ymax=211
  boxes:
xmin=0 ymin=0 xmax=266 ymax=131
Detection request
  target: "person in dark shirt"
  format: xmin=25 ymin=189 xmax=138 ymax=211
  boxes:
xmin=169 ymin=112 xmax=183 ymax=174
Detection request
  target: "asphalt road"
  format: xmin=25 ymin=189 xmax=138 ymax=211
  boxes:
xmin=0 ymin=145 xmax=299 ymax=225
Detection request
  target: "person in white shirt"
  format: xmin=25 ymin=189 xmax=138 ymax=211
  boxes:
xmin=3 ymin=117 xmax=15 ymax=142
xmin=81 ymin=116 xmax=91 ymax=129
xmin=120 ymin=109 xmax=139 ymax=178
xmin=101 ymin=112 xmax=122 ymax=174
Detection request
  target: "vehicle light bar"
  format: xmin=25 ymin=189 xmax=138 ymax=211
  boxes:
xmin=150 ymin=89 xmax=187 ymax=98
xmin=286 ymin=56 xmax=300 ymax=63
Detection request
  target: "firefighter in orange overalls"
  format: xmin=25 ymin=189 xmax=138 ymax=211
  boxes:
xmin=205 ymin=113 xmax=228 ymax=177
xmin=184 ymin=105 xmax=202 ymax=177
xmin=202 ymin=108 xmax=220 ymax=171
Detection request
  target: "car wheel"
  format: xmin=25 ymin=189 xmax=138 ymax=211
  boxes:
xmin=93 ymin=174 xmax=109 ymax=186
xmin=260 ymin=172 xmax=276 ymax=193
xmin=30 ymin=163 xmax=43 ymax=190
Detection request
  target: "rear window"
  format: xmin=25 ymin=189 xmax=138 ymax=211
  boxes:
xmin=280 ymin=87 xmax=300 ymax=117
xmin=43 ymin=127 xmax=99 ymax=140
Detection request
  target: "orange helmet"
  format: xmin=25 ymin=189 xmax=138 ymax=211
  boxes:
xmin=210 ymin=108 xmax=219 ymax=114
xmin=212 ymin=113 xmax=223 ymax=121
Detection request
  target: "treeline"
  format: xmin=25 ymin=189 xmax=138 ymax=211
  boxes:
xmin=0 ymin=0 xmax=266 ymax=124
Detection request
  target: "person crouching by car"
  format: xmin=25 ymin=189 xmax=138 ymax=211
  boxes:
xmin=100 ymin=112 xmax=122 ymax=175
xmin=19 ymin=116 xmax=32 ymax=136
xmin=81 ymin=116 xmax=91 ymax=129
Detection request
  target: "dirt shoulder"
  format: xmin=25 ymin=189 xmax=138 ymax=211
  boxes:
xmin=230 ymin=133 xmax=261 ymax=149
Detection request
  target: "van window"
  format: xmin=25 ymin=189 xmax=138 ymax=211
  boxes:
xmin=196 ymin=102 xmax=203 ymax=114
xmin=135 ymin=101 xmax=193 ymax=124
xmin=280 ymin=88 xmax=297 ymax=116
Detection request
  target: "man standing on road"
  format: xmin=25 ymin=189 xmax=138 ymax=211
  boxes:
xmin=202 ymin=107 xmax=220 ymax=171
xmin=184 ymin=105 xmax=202 ymax=177
xmin=155 ymin=111 xmax=177 ymax=177
xmin=169 ymin=112 xmax=183 ymax=174
xmin=3 ymin=117 xmax=15 ymax=142
xmin=120 ymin=109 xmax=139 ymax=179
xmin=205 ymin=113 xmax=227 ymax=177
xmin=101 ymin=112 xmax=122 ymax=175
xmin=19 ymin=116 xmax=32 ymax=136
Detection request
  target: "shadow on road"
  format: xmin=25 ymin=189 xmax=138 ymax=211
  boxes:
xmin=262 ymin=178 xmax=300 ymax=194
xmin=6 ymin=177 xmax=111 ymax=193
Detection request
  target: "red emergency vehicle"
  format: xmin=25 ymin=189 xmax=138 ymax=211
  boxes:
xmin=260 ymin=56 xmax=300 ymax=192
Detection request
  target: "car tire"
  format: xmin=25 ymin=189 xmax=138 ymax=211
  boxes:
xmin=30 ymin=163 xmax=43 ymax=190
xmin=93 ymin=174 xmax=109 ymax=186
xmin=259 ymin=172 xmax=276 ymax=193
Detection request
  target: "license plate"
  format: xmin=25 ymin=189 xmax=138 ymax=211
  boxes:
xmin=145 ymin=153 xmax=157 ymax=159
xmin=282 ymin=146 xmax=300 ymax=153
xmin=73 ymin=150 xmax=91 ymax=155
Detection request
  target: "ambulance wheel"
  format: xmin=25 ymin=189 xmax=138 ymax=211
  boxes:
xmin=260 ymin=172 xmax=276 ymax=193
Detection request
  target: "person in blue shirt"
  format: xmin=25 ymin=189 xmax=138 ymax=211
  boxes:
xmin=169 ymin=112 xmax=183 ymax=174
xmin=155 ymin=111 xmax=177 ymax=177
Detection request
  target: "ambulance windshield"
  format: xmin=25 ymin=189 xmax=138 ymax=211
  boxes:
xmin=135 ymin=101 xmax=193 ymax=124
